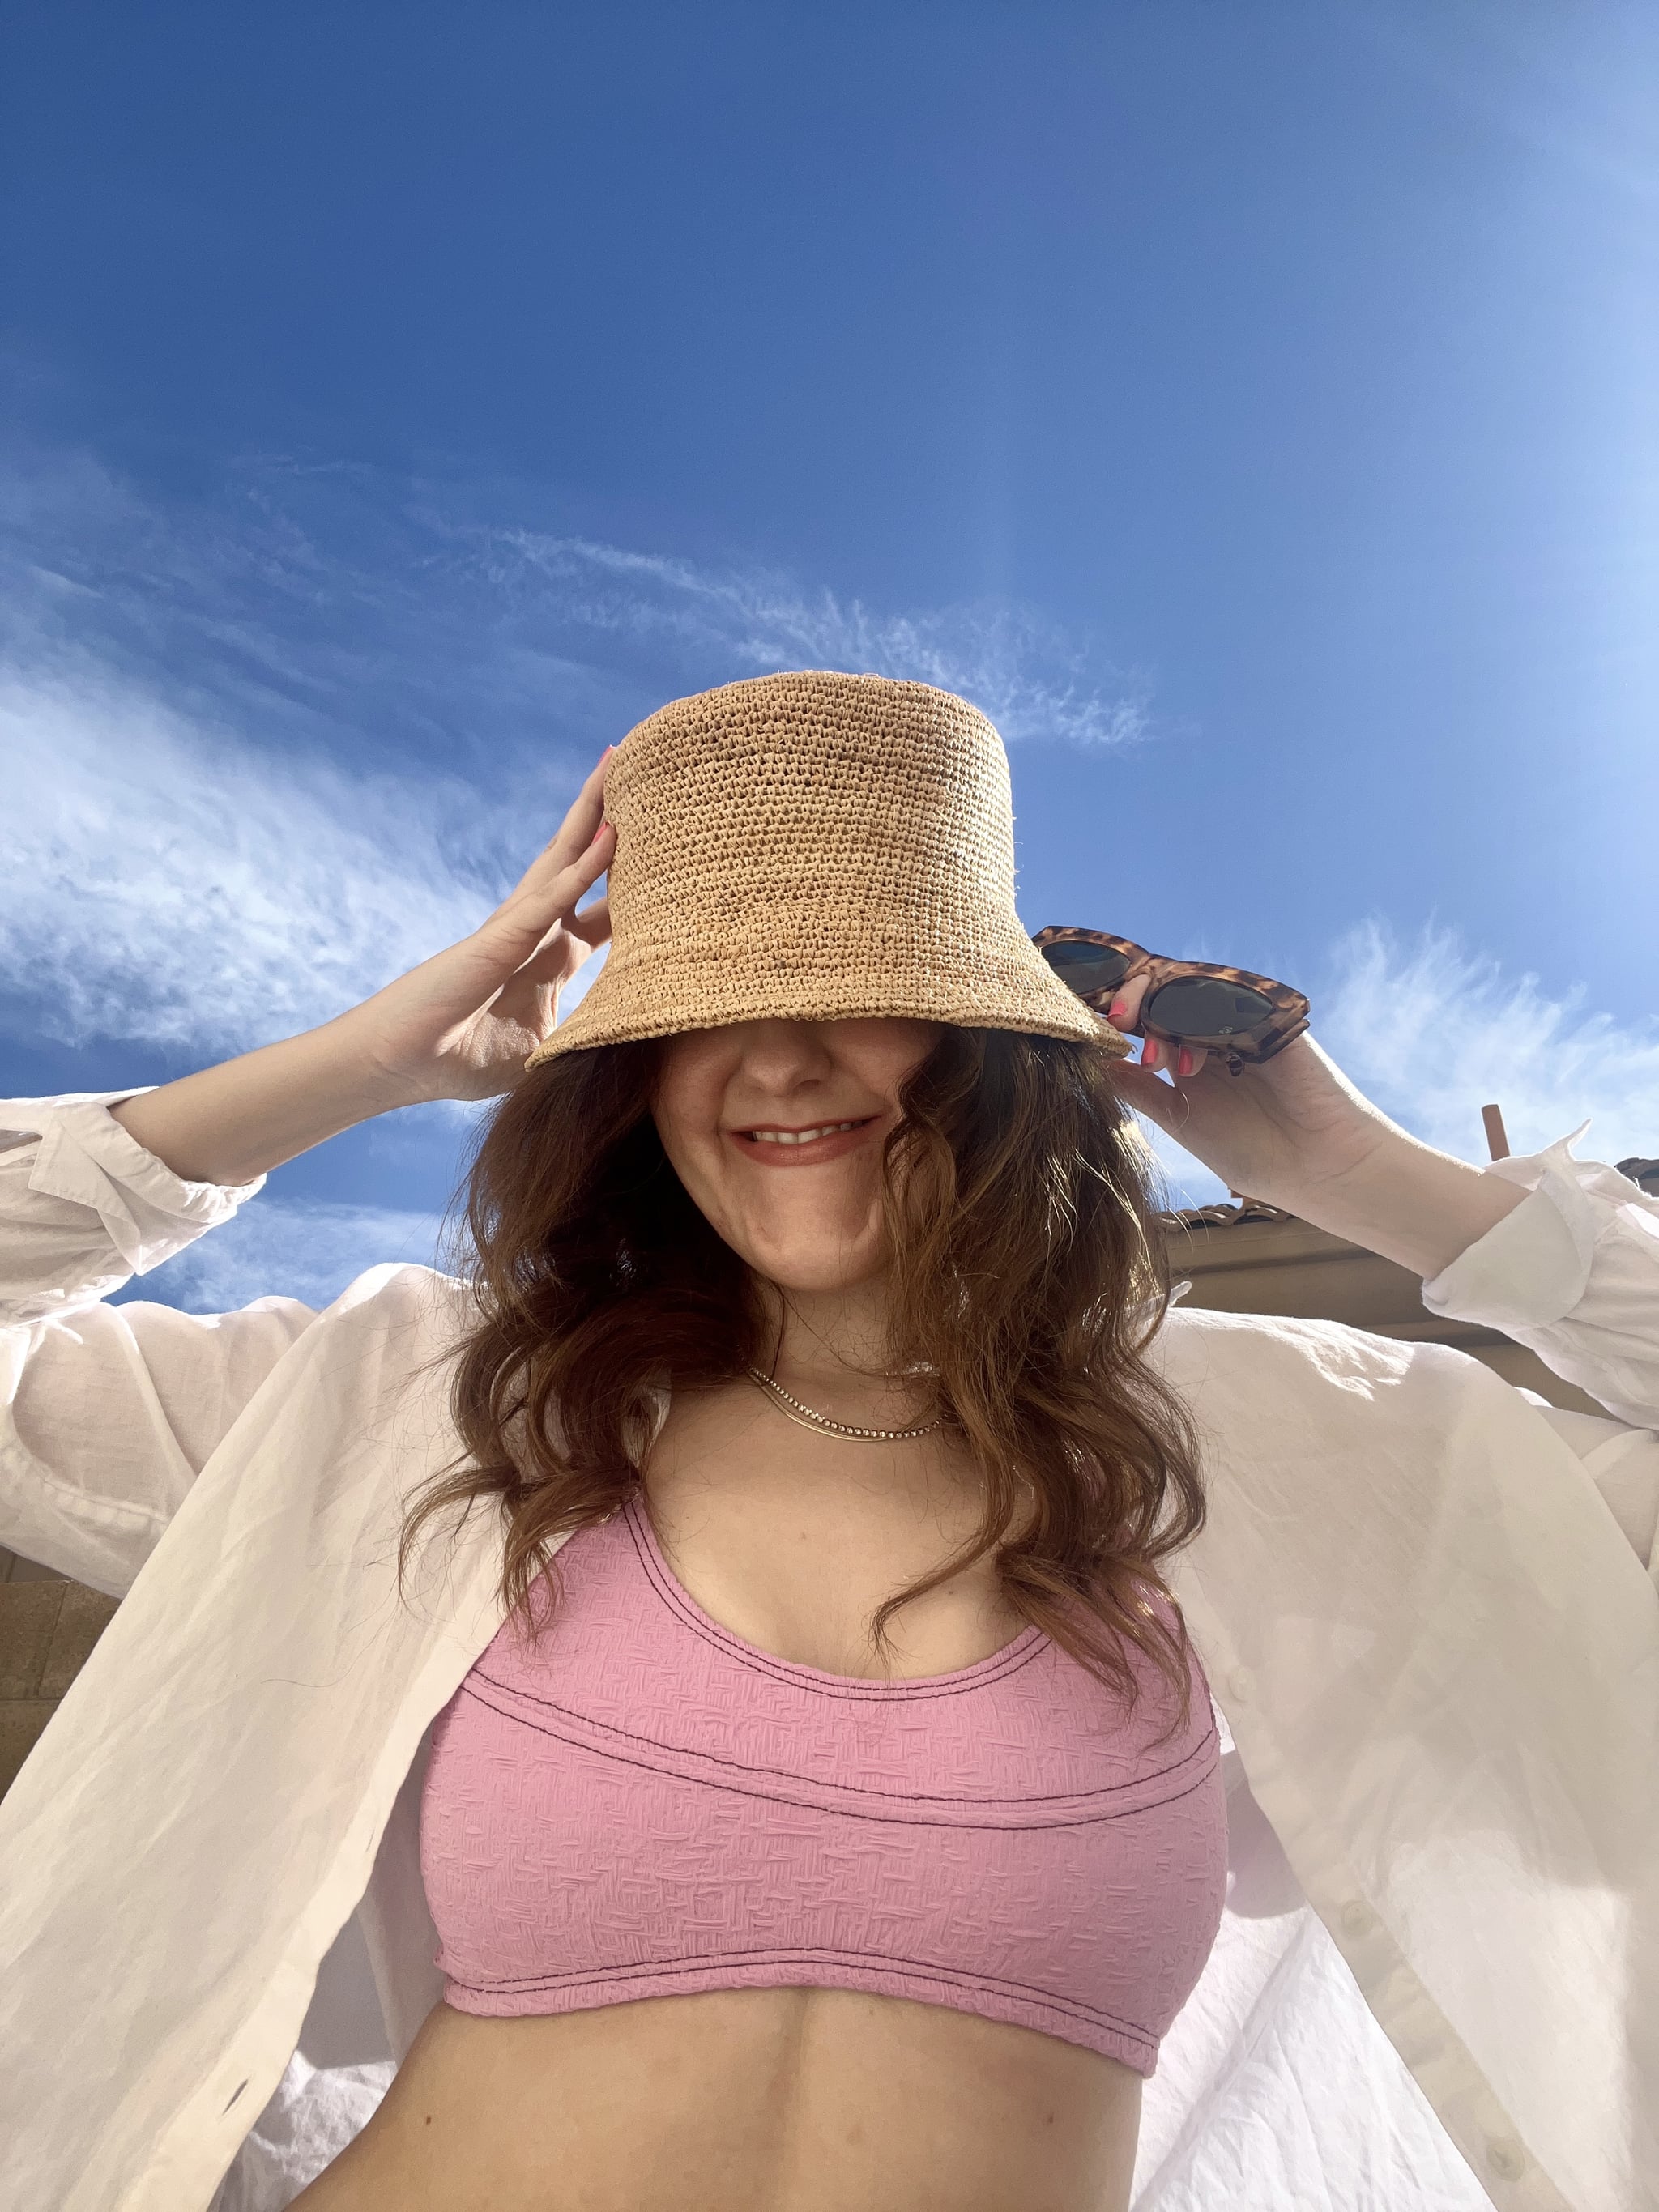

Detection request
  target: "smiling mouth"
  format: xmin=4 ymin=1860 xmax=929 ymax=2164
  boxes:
xmin=736 ymin=1117 xmax=877 ymax=1146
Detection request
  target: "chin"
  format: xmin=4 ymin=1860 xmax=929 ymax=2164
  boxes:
xmin=740 ymin=1219 xmax=886 ymax=1295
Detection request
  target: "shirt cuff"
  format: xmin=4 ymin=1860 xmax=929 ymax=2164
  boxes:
xmin=1420 ymin=1125 xmax=1614 ymax=1333
xmin=0 ymin=1091 xmax=266 ymax=1275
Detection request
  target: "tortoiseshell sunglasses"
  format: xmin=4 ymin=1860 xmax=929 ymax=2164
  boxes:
xmin=1032 ymin=927 xmax=1311 ymax=1076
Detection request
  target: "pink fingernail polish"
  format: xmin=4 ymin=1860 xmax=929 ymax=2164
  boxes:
xmin=1141 ymin=1038 xmax=1159 ymax=1068
xmin=1107 ymin=996 xmax=1130 ymax=1025
xmin=1177 ymin=1047 xmax=1195 ymax=1078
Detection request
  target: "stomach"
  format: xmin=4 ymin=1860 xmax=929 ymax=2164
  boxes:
xmin=288 ymin=1984 xmax=1144 ymax=2212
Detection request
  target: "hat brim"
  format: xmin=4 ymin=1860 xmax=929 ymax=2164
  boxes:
xmin=526 ymin=938 xmax=1131 ymax=1067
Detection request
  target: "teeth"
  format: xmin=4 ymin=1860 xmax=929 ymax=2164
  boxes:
xmin=748 ymin=1121 xmax=860 ymax=1145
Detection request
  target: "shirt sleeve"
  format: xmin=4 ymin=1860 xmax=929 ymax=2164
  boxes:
xmin=1421 ymin=1126 xmax=1659 ymax=1431
xmin=0 ymin=1089 xmax=266 ymax=1319
xmin=0 ymin=1093 xmax=319 ymax=1595
xmin=1421 ymin=1127 xmax=1659 ymax=1582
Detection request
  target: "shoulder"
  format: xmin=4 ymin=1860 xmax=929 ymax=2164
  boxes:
xmin=275 ymin=1259 xmax=479 ymax=1376
xmin=200 ymin=1264 xmax=486 ymax=1478
xmin=324 ymin=1258 xmax=474 ymax=1321
xmin=1158 ymin=1297 xmax=1413 ymax=1367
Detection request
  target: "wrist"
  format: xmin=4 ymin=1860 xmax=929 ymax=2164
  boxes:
xmin=1286 ymin=1124 xmax=1526 ymax=1277
xmin=319 ymin=1004 xmax=443 ymax=1113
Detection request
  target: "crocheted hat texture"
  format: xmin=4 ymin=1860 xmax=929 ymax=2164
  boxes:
xmin=525 ymin=670 xmax=1128 ymax=1065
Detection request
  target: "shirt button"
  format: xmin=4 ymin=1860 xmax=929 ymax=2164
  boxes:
xmin=1341 ymin=1900 xmax=1376 ymax=1937
xmin=1486 ymin=2138 xmax=1525 ymax=2182
xmin=1226 ymin=1667 xmax=1254 ymax=1703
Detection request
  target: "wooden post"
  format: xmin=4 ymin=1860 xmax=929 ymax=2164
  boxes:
xmin=1481 ymin=1104 xmax=1510 ymax=1162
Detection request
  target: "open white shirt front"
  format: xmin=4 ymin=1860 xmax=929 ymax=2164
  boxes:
xmin=1 ymin=1093 xmax=1656 ymax=2212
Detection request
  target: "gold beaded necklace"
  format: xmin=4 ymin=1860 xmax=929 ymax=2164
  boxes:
xmin=744 ymin=1366 xmax=940 ymax=1442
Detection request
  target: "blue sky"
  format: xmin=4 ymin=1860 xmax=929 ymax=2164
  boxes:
xmin=2 ymin=1 xmax=1655 ymax=1311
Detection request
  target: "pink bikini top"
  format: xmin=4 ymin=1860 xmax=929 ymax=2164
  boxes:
xmin=420 ymin=1490 xmax=1226 ymax=2075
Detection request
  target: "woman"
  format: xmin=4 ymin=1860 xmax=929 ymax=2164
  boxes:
xmin=1 ymin=671 xmax=1655 ymax=2212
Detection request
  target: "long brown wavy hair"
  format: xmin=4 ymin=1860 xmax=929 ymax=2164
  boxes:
xmin=397 ymin=1023 xmax=1206 ymax=1728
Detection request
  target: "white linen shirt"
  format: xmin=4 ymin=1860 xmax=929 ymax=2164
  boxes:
xmin=1 ymin=1092 xmax=1656 ymax=2212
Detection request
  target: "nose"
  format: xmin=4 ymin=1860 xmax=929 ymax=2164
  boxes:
xmin=728 ymin=1020 xmax=840 ymax=1085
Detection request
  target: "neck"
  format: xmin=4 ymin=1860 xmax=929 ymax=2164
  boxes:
xmin=750 ymin=1273 xmax=930 ymax=1423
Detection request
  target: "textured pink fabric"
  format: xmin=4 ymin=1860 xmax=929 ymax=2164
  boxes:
xmin=420 ymin=1491 xmax=1226 ymax=2073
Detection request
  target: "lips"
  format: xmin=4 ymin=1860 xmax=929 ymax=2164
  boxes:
xmin=728 ymin=1115 xmax=878 ymax=1166
xmin=745 ymin=1119 xmax=865 ymax=1145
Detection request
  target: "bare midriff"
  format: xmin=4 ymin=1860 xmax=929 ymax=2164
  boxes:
xmin=288 ymin=1984 xmax=1144 ymax=2212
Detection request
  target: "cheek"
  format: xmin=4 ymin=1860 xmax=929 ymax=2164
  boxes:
xmin=677 ymin=1143 xmax=740 ymax=1237
xmin=651 ymin=1108 xmax=723 ymax=1219
xmin=650 ymin=1103 xmax=761 ymax=1252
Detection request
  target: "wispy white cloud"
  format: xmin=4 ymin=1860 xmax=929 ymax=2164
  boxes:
xmin=118 ymin=1198 xmax=450 ymax=1315
xmin=0 ymin=450 xmax=1142 ymax=1062
xmin=446 ymin=522 xmax=1150 ymax=748
xmin=1320 ymin=919 xmax=1659 ymax=1167
xmin=2 ymin=448 xmax=1148 ymax=763
xmin=1 ymin=663 xmax=483 ymax=1052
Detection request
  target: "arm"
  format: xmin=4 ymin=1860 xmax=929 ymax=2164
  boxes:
xmin=107 ymin=748 xmax=616 ymax=1184
xmin=1418 ymin=1131 xmax=1659 ymax=1431
xmin=1107 ymin=1019 xmax=1529 ymax=1280
xmin=2 ymin=754 xmax=616 ymax=1590
xmin=0 ymin=1097 xmax=314 ymax=1591
xmin=1111 ymin=1017 xmax=1659 ymax=1554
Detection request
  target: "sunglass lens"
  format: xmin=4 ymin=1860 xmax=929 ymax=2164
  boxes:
xmin=1041 ymin=942 xmax=1132 ymax=997
xmin=1145 ymin=978 xmax=1274 ymax=1039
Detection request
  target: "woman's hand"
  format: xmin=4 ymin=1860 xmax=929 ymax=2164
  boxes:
xmin=1103 ymin=962 xmax=1401 ymax=1217
xmin=110 ymin=750 xmax=618 ymax=1186
xmin=1102 ymin=969 xmax=1526 ymax=1277
xmin=343 ymin=748 xmax=617 ymax=1104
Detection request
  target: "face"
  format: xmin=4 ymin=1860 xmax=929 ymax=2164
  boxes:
xmin=650 ymin=1017 xmax=946 ymax=1294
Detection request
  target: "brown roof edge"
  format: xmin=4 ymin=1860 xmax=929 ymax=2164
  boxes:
xmin=1159 ymin=1198 xmax=1299 ymax=1230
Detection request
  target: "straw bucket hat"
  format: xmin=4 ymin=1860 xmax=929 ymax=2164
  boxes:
xmin=525 ymin=670 xmax=1129 ymax=1067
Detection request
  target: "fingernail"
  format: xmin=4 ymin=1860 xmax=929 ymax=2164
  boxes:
xmin=1141 ymin=1038 xmax=1160 ymax=1068
xmin=1107 ymin=996 xmax=1130 ymax=1025
xmin=1177 ymin=1047 xmax=1195 ymax=1078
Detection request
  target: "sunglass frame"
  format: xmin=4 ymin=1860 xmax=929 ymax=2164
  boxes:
xmin=1032 ymin=927 xmax=1311 ymax=1075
